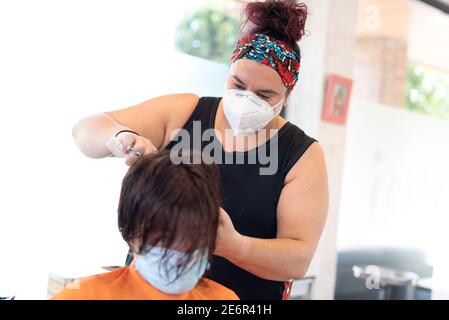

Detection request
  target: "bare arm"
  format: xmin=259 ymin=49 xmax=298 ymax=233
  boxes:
xmin=72 ymin=113 xmax=130 ymax=158
xmin=72 ymin=93 xmax=199 ymax=159
xmin=216 ymin=142 xmax=329 ymax=281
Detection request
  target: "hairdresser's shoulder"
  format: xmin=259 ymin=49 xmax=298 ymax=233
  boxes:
xmin=148 ymin=92 xmax=199 ymax=112
xmin=107 ymin=92 xmax=199 ymax=123
xmin=148 ymin=93 xmax=199 ymax=125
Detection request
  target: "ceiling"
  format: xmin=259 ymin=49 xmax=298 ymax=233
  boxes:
xmin=358 ymin=0 xmax=449 ymax=72
xmin=408 ymin=0 xmax=449 ymax=72
xmin=423 ymin=0 xmax=449 ymax=9
xmin=416 ymin=0 xmax=449 ymax=14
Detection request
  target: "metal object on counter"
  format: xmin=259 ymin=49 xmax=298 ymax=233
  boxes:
xmin=353 ymin=265 xmax=419 ymax=300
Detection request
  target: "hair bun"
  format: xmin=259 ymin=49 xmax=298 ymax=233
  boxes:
xmin=244 ymin=0 xmax=308 ymax=44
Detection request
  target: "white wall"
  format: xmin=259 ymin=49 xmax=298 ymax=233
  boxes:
xmin=0 ymin=0 xmax=228 ymax=299
xmin=288 ymin=0 xmax=360 ymax=300
xmin=286 ymin=0 xmax=329 ymax=137
xmin=338 ymin=100 xmax=449 ymax=296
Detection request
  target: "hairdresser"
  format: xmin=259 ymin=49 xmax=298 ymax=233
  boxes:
xmin=72 ymin=0 xmax=328 ymax=299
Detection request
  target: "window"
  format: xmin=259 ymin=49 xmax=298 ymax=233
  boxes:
xmin=174 ymin=1 xmax=243 ymax=64
xmin=405 ymin=65 xmax=449 ymax=120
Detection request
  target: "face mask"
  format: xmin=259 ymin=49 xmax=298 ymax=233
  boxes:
xmin=135 ymin=246 xmax=209 ymax=294
xmin=223 ymin=81 xmax=285 ymax=135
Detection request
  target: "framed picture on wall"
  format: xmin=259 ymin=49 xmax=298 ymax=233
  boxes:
xmin=322 ymin=74 xmax=353 ymax=125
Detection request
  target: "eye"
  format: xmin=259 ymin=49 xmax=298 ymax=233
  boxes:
xmin=258 ymin=94 xmax=270 ymax=100
xmin=234 ymin=83 xmax=245 ymax=90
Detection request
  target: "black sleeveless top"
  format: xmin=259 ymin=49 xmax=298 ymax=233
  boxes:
xmin=166 ymin=97 xmax=317 ymax=299
xmin=162 ymin=97 xmax=318 ymax=300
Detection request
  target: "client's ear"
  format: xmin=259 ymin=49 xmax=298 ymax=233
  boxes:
xmin=128 ymin=238 xmax=141 ymax=254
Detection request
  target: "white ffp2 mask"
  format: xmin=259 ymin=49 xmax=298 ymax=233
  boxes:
xmin=222 ymin=82 xmax=285 ymax=135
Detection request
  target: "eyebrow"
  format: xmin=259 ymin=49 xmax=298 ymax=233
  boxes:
xmin=231 ymin=75 xmax=279 ymax=95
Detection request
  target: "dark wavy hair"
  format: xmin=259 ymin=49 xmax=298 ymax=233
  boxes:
xmin=117 ymin=150 xmax=221 ymax=281
xmin=242 ymin=0 xmax=309 ymax=56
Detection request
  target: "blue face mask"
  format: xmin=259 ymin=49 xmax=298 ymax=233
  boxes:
xmin=135 ymin=246 xmax=209 ymax=294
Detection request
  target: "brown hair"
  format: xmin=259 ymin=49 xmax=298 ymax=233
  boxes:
xmin=117 ymin=150 xmax=221 ymax=280
xmin=242 ymin=0 xmax=309 ymax=57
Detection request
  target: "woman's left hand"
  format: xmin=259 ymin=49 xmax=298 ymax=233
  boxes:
xmin=214 ymin=208 xmax=244 ymax=259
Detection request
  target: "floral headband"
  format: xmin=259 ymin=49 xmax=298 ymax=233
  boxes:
xmin=230 ymin=33 xmax=301 ymax=92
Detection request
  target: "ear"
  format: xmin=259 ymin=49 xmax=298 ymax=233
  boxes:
xmin=284 ymin=92 xmax=290 ymax=107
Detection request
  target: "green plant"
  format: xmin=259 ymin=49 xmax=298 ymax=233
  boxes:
xmin=405 ymin=65 xmax=449 ymax=120
xmin=174 ymin=9 xmax=240 ymax=65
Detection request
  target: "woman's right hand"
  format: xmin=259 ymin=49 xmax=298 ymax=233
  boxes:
xmin=106 ymin=132 xmax=157 ymax=166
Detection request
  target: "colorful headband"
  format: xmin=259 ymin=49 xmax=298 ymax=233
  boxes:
xmin=230 ymin=33 xmax=301 ymax=91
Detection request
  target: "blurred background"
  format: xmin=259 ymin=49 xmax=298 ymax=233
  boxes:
xmin=0 ymin=0 xmax=448 ymax=299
